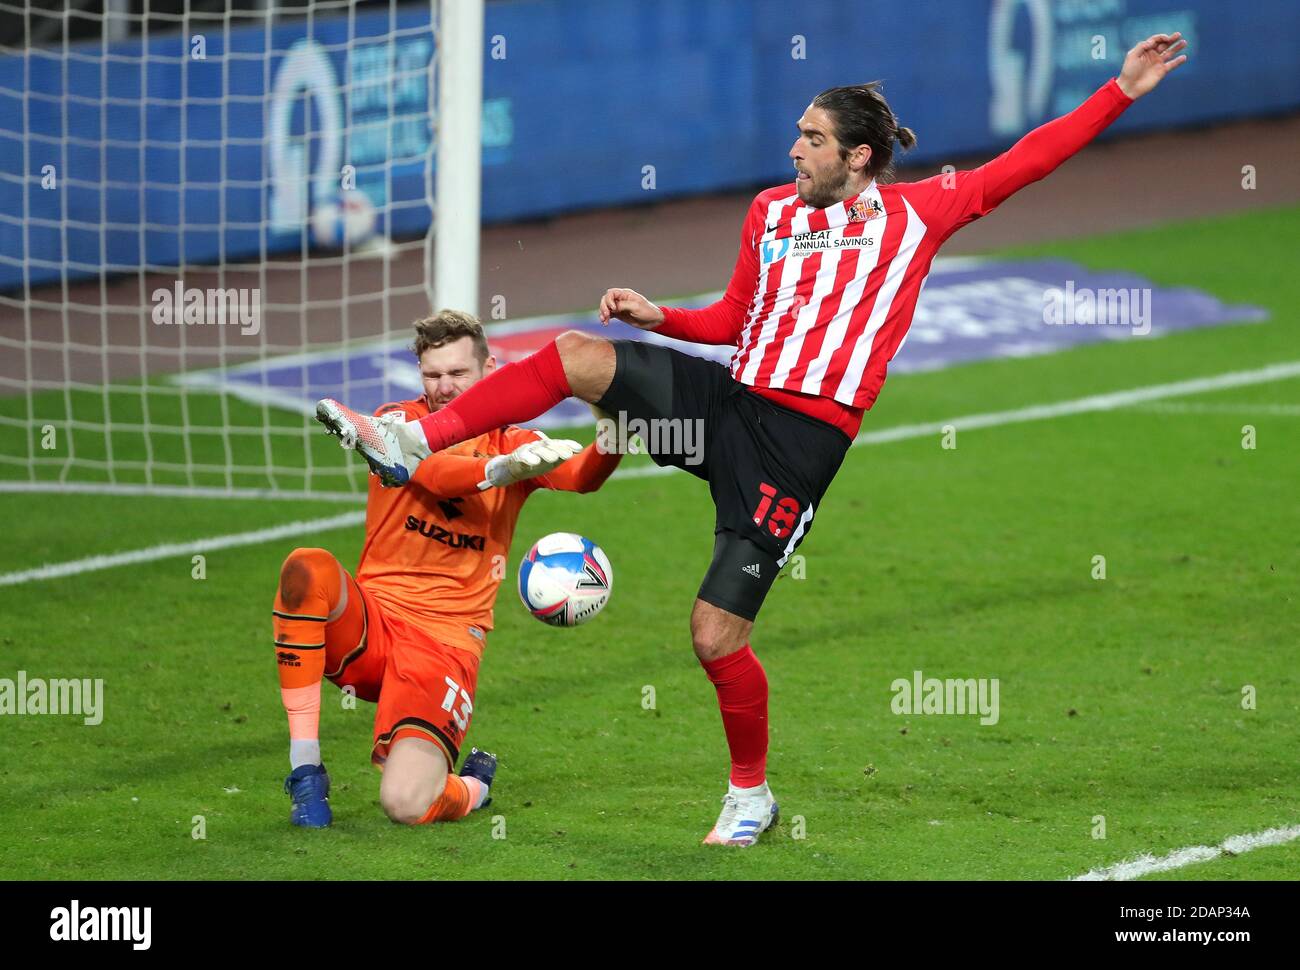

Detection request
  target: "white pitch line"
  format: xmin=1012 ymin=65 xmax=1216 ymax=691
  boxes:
xmin=4 ymin=360 xmax=1300 ymax=586
xmin=1072 ymin=825 xmax=1300 ymax=881
xmin=846 ymin=360 xmax=1300 ymax=447
xmin=1124 ymin=401 xmax=1300 ymax=416
xmin=0 ymin=511 xmax=365 ymax=588
xmin=0 ymin=480 xmax=368 ymax=502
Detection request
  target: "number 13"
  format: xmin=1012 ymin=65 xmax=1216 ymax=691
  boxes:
xmin=440 ymin=676 xmax=473 ymax=732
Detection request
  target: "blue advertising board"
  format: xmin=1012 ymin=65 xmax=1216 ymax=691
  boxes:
xmin=2 ymin=0 xmax=1298 ymax=290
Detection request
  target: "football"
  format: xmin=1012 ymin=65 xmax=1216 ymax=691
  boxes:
xmin=311 ymin=189 xmax=377 ymax=249
xmin=517 ymin=532 xmax=614 ymax=627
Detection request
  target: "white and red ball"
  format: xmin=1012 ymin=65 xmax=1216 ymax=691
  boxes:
xmin=518 ymin=532 xmax=613 ymax=627
xmin=311 ymin=189 xmax=377 ymax=249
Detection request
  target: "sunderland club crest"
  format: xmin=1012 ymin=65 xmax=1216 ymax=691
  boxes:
xmin=848 ymin=196 xmax=885 ymax=223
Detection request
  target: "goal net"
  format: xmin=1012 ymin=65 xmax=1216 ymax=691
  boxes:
xmin=0 ymin=0 xmax=481 ymax=500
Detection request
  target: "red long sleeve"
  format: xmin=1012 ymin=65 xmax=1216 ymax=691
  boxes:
xmin=980 ymin=77 xmax=1133 ymax=212
xmin=654 ymin=199 xmax=761 ymax=345
xmin=901 ymin=78 xmax=1134 ymax=239
xmin=657 ymin=295 xmax=748 ymax=344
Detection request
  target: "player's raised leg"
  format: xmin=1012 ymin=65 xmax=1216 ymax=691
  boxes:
xmin=317 ymin=330 xmax=614 ymax=484
xmin=273 ymin=546 xmax=357 ymax=828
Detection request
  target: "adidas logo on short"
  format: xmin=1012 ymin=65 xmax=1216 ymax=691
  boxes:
xmin=741 ymin=563 xmax=762 ymax=578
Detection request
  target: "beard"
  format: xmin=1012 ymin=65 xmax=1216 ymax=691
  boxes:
xmin=797 ymin=158 xmax=855 ymax=209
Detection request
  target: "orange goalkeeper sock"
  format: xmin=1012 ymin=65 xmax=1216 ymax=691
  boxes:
xmin=273 ymin=548 xmax=343 ymax=767
xmin=414 ymin=776 xmax=488 ymax=824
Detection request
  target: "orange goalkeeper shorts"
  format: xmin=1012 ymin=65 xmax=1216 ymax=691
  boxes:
xmin=318 ymin=571 xmax=480 ymax=770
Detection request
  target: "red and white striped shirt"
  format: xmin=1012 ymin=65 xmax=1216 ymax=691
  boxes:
xmin=656 ymin=78 xmax=1134 ymax=438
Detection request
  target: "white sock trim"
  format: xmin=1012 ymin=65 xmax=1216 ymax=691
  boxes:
xmin=290 ymin=739 xmax=322 ymax=770
xmin=463 ymin=775 xmax=490 ymax=810
xmin=394 ymin=418 xmax=432 ymax=460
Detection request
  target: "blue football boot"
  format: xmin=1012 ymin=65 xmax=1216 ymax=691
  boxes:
xmin=459 ymin=748 xmax=497 ymax=809
xmin=285 ymin=763 xmax=332 ymax=828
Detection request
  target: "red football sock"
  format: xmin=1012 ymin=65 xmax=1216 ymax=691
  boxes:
xmin=415 ymin=340 xmax=573 ymax=452
xmin=700 ymin=645 xmax=769 ymax=788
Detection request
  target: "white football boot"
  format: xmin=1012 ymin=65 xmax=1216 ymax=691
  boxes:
xmin=702 ymin=781 xmax=779 ymax=847
xmin=314 ymin=399 xmax=428 ymax=487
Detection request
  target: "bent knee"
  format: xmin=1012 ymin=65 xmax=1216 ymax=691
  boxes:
xmin=380 ymin=774 xmax=447 ymax=825
xmin=555 ymin=329 xmax=606 ymax=356
xmin=380 ymin=792 xmax=427 ymax=826
xmin=554 ymin=330 xmax=615 ymax=402
xmin=277 ymin=547 xmax=336 ymax=610
xmin=690 ymin=602 xmax=753 ymax=663
xmin=691 ymin=626 xmax=740 ymax=663
xmin=691 ymin=636 xmax=722 ymax=663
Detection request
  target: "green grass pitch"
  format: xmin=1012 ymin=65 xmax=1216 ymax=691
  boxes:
xmin=1 ymin=205 xmax=1297 ymax=880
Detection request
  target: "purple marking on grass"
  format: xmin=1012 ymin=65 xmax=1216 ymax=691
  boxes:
xmin=176 ymin=260 xmax=1267 ymax=430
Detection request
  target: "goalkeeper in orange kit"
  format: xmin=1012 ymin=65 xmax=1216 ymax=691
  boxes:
xmin=274 ymin=311 xmax=621 ymax=826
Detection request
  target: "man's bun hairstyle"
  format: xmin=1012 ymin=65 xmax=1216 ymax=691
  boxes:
xmin=812 ymin=80 xmax=916 ymax=181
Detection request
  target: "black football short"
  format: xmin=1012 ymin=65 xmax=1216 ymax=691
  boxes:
xmin=595 ymin=340 xmax=851 ymax=621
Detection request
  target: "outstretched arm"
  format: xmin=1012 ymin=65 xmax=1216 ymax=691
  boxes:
xmin=530 ymin=441 xmax=622 ymax=494
xmin=981 ymin=32 xmax=1189 ymax=213
xmin=376 ymin=410 xmax=584 ymax=497
xmin=528 ymin=406 xmax=623 ymax=493
xmin=404 ymin=450 xmax=493 ymax=497
xmin=1115 ymin=31 xmax=1189 ymax=100
xmin=906 ymin=33 xmax=1189 ymax=236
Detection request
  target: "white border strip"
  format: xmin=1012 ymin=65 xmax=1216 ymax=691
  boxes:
xmin=1072 ymin=825 xmax=1300 ymax=881
xmin=3 ymin=360 xmax=1299 ymax=585
xmin=0 ymin=511 xmax=365 ymax=587
xmin=0 ymin=481 xmax=367 ymax=502
xmin=847 ymin=360 xmax=1300 ymax=447
xmin=1126 ymin=401 xmax=1300 ymax=416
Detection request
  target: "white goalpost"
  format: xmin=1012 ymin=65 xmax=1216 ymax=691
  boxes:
xmin=433 ymin=0 xmax=482 ymax=319
xmin=0 ymin=0 xmax=483 ymax=500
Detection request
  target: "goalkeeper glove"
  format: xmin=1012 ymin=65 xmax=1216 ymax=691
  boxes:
xmin=478 ymin=434 xmax=584 ymax=489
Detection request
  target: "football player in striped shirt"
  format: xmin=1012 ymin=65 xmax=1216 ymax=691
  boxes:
xmin=316 ymin=33 xmax=1187 ymax=845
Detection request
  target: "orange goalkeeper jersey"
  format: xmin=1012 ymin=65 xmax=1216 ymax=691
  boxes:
xmin=355 ymin=397 xmax=621 ymax=658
